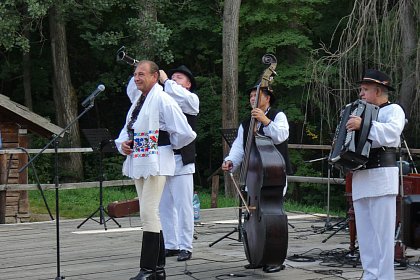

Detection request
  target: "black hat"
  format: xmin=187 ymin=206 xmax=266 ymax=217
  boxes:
xmin=356 ymin=69 xmax=395 ymax=91
xmin=168 ymin=65 xmax=196 ymax=91
xmin=247 ymin=82 xmax=276 ymax=105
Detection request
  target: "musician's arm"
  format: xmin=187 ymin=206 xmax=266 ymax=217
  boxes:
xmin=369 ymin=105 xmax=406 ymax=147
xmin=224 ymin=125 xmax=245 ymax=172
xmin=263 ymin=112 xmax=289 ymax=145
xmin=126 ymin=76 xmax=140 ymax=103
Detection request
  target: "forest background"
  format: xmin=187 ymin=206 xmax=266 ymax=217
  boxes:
xmin=0 ymin=0 xmax=419 ymax=211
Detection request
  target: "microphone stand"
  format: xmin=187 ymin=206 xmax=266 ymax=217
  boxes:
xmin=19 ymin=101 xmax=96 ymax=280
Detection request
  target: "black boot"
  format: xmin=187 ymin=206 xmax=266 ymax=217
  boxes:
xmin=156 ymin=231 xmax=166 ymax=280
xmin=129 ymin=231 xmax=161 ymax=280
xmin=129 ymin=269 xmax=155 ymax=280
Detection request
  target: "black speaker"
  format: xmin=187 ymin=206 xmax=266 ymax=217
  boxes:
xmin=402 ymin=195 xmax=420 ymax=249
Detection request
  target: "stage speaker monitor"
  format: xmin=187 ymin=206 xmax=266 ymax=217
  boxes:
xmin=402 ymin=195 xmax=420 ymax=249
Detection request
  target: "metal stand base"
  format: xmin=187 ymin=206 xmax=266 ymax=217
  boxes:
xmin=321 ymin=218 xmax=349 ymax=243
xmin=77 ymin=205 xmax=121 ymax=230
xmin=77 ymin=128 xmax=121 ymax=231
xmin=209 ymin=227 xmax=240 ymax=247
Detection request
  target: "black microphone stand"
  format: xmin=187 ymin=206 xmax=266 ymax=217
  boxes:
xmin=19 ymin=101 xmax=96 ymax=280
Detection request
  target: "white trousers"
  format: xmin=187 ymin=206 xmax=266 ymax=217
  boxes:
xmin=159 ymin=173 xmax=194 ymax=251
xmin=353 ymin=195 xmax=396 ymax=280
xmin=134 ymin=176 xmax=166 ymax=233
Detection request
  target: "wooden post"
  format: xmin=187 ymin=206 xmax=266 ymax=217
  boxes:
xmin=211 ymin=175 xmax=219 ymax=208
xmin=0 ymin=124 xmax=6 ymax=223
xmin=0 ymin=154 xmax=7 ymax=223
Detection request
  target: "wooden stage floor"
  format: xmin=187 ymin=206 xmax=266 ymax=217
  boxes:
xmin=1 ymin=207 xmax=419 ymax=280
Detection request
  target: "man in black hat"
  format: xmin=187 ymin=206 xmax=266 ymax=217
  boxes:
xmin=221 ymin=83 xmax=292 ymax=273
xmin=346 ymin=69 xmax=405 ymax=280
xmin=158 ymin=65 xmax=199 ymax=262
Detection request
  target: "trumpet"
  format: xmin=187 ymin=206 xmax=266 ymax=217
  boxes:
xmin=116 ymin=46 xmax=139 ymax=66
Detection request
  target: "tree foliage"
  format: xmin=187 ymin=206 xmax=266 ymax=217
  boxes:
xmin=0 ymin=0 xmax=418 ymax=205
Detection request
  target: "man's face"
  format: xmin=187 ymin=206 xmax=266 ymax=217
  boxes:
xmin=171 ymin=72 xmax=191 ymax=90
xmin=249 ymin=89 xmax=270 ymax=109
xmin=133 ymin=62 xmax=158 ymax=94
xmin=359 ymin=82 xmax=379 ymax=105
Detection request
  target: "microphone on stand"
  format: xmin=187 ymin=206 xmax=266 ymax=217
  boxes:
xmin=81 ymin=84 xmax=105 ymax=107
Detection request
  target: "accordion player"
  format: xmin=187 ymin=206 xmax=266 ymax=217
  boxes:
xmin=328 ymin=100 xmax=379 ymax=171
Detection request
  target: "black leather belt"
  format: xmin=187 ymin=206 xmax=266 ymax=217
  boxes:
xmin=364 ymin=147 xmax=397 ymax=169
xmin=173 ymin=149 xmax=181 ymax=155
xmin=158 ymin=131 xmax=170 ymax=146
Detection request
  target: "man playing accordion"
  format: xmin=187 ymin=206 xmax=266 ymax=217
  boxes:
xmin=345 ymin=69 xmax=405 ymax=280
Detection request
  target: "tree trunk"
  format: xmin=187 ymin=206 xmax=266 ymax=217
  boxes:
xmin=138 ymin=0 xmax=157 ymax=60
xmin=398 ymin=0 xmax=417 ymax=120
xmin=22 ymin=29 xmax=32 ymax=110
xmin=48 ymin=2 xmax=83 ymax=181
xmin=222 ymin=0 xmax=241 ymax=197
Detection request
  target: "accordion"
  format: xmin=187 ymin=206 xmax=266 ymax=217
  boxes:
xmin=328 ymin=100 xmax=379 ymax=171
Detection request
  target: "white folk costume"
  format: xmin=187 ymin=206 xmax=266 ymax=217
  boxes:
xmin=126 ymin=76 xmax=199 ymax=259
xmin=159 ymin=78 xmax=198 ymax=259
xmin=115 ymin=82 xmax=196 ymax=232
xmin=352 ymin=103 xmax=405 ymax=280
xmin=117 ymin=81 xmax=195 ymax=280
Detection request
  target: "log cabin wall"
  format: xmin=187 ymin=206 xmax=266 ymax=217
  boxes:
xmin=0 ymin=122 xmax=30 ymax=223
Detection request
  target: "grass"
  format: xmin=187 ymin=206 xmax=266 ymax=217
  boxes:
xmin=28 ymin=186 xmax=346 ymax=221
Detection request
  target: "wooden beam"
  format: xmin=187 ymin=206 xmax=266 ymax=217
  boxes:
xmin=0 ymin=148 xmax=93 ymax=155
xmin=0 ymin=179 xmax=135 ymax=191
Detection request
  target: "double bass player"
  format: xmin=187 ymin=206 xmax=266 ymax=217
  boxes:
xmin=221 ymin=82 xmax=292 ymax=273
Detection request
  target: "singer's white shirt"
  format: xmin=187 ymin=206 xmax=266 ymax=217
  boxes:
xmin=125 ymin=77 xmax=199 ymax=175
xmin=115 ymin=83 xmax=196 ymax=178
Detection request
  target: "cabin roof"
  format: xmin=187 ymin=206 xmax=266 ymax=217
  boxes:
xmin=0 ymin=94 xmax=63 ymax=138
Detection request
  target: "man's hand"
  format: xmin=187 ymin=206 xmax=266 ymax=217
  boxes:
xmin=222 ymin=160 xmax=233 ymax=171
xmin=251 ymin=108 xmax=271 ymax=126
xmin=159 ymin=70 xmax=168 ymax=84
xmin=121 ymin=140 xmax=133 ymax=155
xmin=346 ymin=115 xmax=362 ymax=131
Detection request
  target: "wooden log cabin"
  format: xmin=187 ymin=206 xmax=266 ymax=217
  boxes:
xmin=0 ymin=94 xmax=63 ymax=223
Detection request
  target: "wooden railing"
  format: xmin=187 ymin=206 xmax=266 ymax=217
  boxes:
xmin=1 ymin=145 xmax=418 ymax=193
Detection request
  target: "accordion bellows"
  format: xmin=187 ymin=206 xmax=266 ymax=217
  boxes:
xmin=328 ymin=100 xmax=379 ymax=171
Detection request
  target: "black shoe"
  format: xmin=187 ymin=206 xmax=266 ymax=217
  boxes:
xmin=165 ymin=249 xmax=180 ymax=257
xmin=263 ymin=264 xmax=284 ymax=273
xmin=244 ymin=263 xmax=263 ymax=269
xmin=129 ymin=269 xmax=155 ymax=280
xmin=155 ymin=268 xmax=166 ymax=280
xmin=177 ymin=250 xmax=192 ymax=261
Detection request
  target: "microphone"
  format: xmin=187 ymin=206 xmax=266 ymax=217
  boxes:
xmin=81 ymin=84 xmax=105 ymax=107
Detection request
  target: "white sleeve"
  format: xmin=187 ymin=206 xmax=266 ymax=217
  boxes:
xmin=126 ymin=77 xmax=140 ymax=103
xmin=369 ymin=104 xmax=405 ymax=147
xmin=262 ymin=111 xmax=289 ymax=144
xmin=224 ymin=125 xmax=245 ymax=172
xmin=164 ymin=79 xmax=199 ymax=115
xmin=114 ymin=127 xmax=129 ymax=155
xmin=159 ymin=96 xmax=196 ymax=149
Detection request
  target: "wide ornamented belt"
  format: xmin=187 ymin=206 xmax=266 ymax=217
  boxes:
xmin=364 ymin=147 xmax=397 ymax=169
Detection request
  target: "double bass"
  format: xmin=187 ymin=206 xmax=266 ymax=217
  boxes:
xmin=240 ymin=54 xmax=288 ymax=267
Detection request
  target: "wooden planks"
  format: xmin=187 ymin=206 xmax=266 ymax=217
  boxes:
xmin=0 ymin=208 xmax=419 ymax=279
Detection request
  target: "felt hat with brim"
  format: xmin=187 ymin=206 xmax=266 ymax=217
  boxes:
xmin=168 ymin=65 xmax=196 ymax=91
xmin=356 ymin=69 xmax=395 ymax=91
xmin=247 ymin=82 xmax=276 ymax=105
